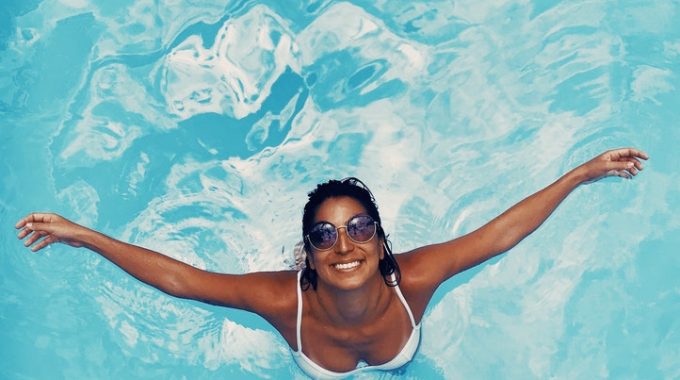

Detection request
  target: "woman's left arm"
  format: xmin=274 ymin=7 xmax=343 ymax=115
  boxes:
xmin=404 ymin=147 xmax=649 ymax=289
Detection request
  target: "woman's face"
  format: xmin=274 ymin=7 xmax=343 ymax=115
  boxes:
xmin=307 ymin=196 xmax=383 ymax=291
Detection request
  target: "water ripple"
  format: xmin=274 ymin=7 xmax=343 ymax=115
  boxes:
xmin=2 ymin=0 xmax=678 ymax=378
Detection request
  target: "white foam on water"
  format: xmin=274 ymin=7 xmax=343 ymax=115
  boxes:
xmin=298 ymin=2 xmax=430 ymax=83
xmin=56 ymin=180 xmax=100 ymax=226
xmin=631 ymin=66 xmax=674 ymax=104
xmin=197 ymin=319 xmax=289 ymax=377
xmin=161 ymin=5 xmax=297 ymax=120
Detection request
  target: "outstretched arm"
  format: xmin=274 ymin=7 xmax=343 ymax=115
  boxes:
xmin=403 ymin=148 xmax=649 ymax=290
xmin=14 ymin=213 xmax=293 ymax=314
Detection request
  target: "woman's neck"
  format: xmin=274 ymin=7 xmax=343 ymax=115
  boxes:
xmin=312 ymin=274 xmax=391 ymax=326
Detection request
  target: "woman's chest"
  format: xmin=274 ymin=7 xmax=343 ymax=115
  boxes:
xmin=299 ymin=299 xmax=415 ymax=371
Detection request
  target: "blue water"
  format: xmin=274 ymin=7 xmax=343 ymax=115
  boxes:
xmin=1 ymin=0 xmax=679 ymax=379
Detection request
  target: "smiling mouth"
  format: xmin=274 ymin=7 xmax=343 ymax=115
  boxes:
xmin=332 ymin=260 xmax=362 ymax=271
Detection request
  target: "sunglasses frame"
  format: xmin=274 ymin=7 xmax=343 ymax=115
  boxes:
xmin=306 ymin=214 xmax=379 ymax=251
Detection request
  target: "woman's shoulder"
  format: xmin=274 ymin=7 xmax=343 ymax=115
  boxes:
xmin=394 ymin=242 xmax=459 ymax=289
xmin=393 ymin=248 xmax=444 ymax=321
xmin=241 ymin=270 xmax=299 ymax=343
xmin=394 ymin=247 xmax=434 ymax=286
xmin=217 ymin=270 xmax=298 ymax=314
xmin=393 ymin=251 xmax=419 ymax=292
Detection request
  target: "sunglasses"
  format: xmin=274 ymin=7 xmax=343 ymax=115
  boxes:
xmin=306 ymin=214 xmax=378 ymax=251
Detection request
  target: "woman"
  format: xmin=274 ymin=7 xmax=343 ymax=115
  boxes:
xmin=16 ymin=148 xmax=648 ymax=378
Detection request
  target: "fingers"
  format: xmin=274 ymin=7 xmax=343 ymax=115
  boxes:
xmin=15 ymin=213 xmax=53 ymax=229
xmin=18 ymin=229 xmax=53 ymax=252
xmin=16 ymin=221 xmax=57 ymax=252
xmin=601 ymin=148 xmax=649 ymax=178
xmin=31 ymin=235 xmax=56 ymax=252
xmin=23 ymin=230 xmax=48 ymax=247
xmin=15 ymin=214 xmax=33 ymax=228
xmin=17 ymin=226 xmax=32 ymax=239
xmin=612 ymin=169 xmax=633 ymax=179
xmin=15 ymin=216 xmax=29 ymax=229
xmin=606 ymin=160 xmax=639 ymax=179
xmin=627 ymin=157 xmax=644 ymax=171
xmin=17 ymin=221 xmax=51 ymax=237
xmin=607 ymin=147 xmax=649 ymax=161
xmin=623 ymin=158 xmax=642 ymax=175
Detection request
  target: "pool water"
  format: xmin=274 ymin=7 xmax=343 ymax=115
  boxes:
xmin=1 ymin=0 xmax=679 ymax=379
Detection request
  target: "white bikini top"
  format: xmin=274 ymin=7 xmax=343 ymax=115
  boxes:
xmin=291 ymin=271 xmax=421 ymax=379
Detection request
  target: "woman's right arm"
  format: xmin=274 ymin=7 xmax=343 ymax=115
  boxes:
xmin=14 ymin=213 xmax=293 ymax=314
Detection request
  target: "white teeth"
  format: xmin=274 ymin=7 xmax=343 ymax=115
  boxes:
xmin=334 ymin=261 xmax=360 ymax=270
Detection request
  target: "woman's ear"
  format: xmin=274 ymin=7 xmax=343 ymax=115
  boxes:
xmin=379 ymin=238 xmax=385 ymax=260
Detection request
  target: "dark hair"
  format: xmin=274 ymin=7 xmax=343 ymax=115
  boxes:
xmin=300 ymin=177 xmax=400 ymax=290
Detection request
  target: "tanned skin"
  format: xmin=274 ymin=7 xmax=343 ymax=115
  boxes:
xmin=16 ymin=148 xmax=648 ymax=372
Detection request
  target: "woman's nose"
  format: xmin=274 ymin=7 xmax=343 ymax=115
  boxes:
xmin=334 ymin=227 xmax=354 ymax=253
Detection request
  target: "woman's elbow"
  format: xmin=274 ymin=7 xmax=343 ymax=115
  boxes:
xmin=158 ymin=272 xmax=194 ymax=299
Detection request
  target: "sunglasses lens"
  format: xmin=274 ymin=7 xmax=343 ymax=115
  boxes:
xmin=308 ymin=216 xmax=377 ymax=250
xmin=308 ymin=223 xmax=337 ymax=250
xmin=347 ymin=215 xmax=376 ymax=242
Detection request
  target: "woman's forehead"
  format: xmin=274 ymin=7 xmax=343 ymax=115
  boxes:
xmin=314 ymin=196 xmax=367 ymax=223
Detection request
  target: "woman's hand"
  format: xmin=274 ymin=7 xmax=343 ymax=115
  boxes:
xmin=576 ymin=148 xmax=649 ymax=184
xmin=15 ymin=213 xmax=89 ymax=252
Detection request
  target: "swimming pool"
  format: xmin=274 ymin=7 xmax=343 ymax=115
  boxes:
xmin=1 ymin=0 xmax=678 ymax=378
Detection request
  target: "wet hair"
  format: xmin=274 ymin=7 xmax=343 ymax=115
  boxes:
xmin=300 ymin=177 xmax=400 ymax=290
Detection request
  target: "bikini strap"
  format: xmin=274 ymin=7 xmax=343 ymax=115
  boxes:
xmin=295 ymin=270 xmax=303 ymax=352
xmin=393 ymin=278 xmax=417 ymax=328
